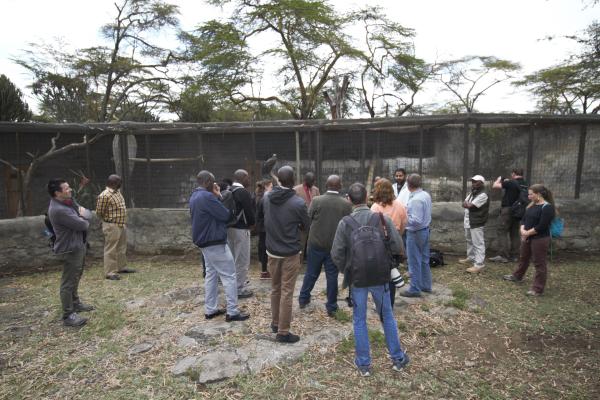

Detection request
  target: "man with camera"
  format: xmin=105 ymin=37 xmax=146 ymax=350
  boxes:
xmin=331 ymin=183 xmax=409 ymax=377
xmin=190 ymin=170 xmax=249 ymax=322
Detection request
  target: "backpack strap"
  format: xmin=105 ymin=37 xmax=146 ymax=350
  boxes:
xmin=376 ymin=212 xmax=390 ymax=240
xmin=343 ymin=215 xmax=361 ymax=231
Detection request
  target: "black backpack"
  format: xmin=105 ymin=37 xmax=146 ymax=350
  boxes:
xmin=510 ymin=183 xmax=529 ymax=219
xmin=344 ymin=212 xmax=393 ymax=288
xmin=429 ymin=249 xmax=445 ymax=268
xmin=221 ymin=186 xmax=245 ymax=227
xmin=44 ymin=212 xmax=56 ymax=248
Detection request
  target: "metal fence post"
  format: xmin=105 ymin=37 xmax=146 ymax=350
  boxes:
xmin=361 ymin=130 xmax=366 ymax=183
xmin=119 ymin=132 xmax=132 ymax=208
xmin=575 ymin=123 xmax=588 ymax=199
xmin=462 ymin=122 xmax=469 ymax=200
xmin=145 ymin=134 xmax=151 ymax=207
xmin=315 ymin=128 xmax=322 ymax=190
xmin=474 ymin=123 xmax=481 ymax=172
xmin=526 ymin=124 xmax=535 ymax=184
xmin=418 ymin=125 xmax=424 ymax=175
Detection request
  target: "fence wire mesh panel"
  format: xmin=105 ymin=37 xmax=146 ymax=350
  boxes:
xmin=1 ymin=116 xmax=599 ymax=218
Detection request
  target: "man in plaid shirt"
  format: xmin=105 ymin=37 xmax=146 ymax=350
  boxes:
xmin=96 ymin=175 xmax=135 ymax=280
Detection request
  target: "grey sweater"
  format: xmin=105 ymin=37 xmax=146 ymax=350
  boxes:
xmin=48 ymin=198 xmax=91 ymax=254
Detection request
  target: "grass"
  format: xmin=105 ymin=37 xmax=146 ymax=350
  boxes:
xmin=1 ymin=254 xmax=599 ymax=399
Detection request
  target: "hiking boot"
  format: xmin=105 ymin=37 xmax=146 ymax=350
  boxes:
xmin=490 ymin=255 xmax=509 ymax=263
xmin=392 ymin=354 xmax=410 ymax=371
xmin=357 ymin=365 xmax=371 ymax=377
xmin=105 ymin=274 xmax=121 ymax=280
xmin=225 ymin=312 xmax=250 ymax=322
xmin=467 ymin=265 xmax=485 ymax=274
xmin=118 ymin=267 xmax=137 ymax=273
xmin=63 ymin=312 xmax=87 ymax=327
xmin=238 ymin=290 xmax=254 ymax=299
xmin=526 ymin=290 xmax=542 ymax=297
xmin=276 ymin=332 xmax=300 ymax=343
xmin=205 ymin=308 xmax=226 ymax=320
xmin=74 ymin=303 xmax=95 ymax=312
xmin=270 ymin=323 xmax=278 ymax=333
xmin=260 ymin=271 xmax=271 ymax=280
xmin=503 ymin=274 xmax=521 ymax=282
xmin=458 ymin=258 xmax=473 ymax=265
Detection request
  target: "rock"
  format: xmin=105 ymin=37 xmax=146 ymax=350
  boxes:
xmin=125 ymin=299 xmax=146 ymax=310
xmin=171 ymin=356 xmax=200 ymax=377
xmin=197 ymin=349 xmax=247 ymax=383
xmin=177 ymin=336 xmax=197 ymax=348
xmin=185 ymin=321 xmax=248 ymax=342
xmin=128 ymin=342 xmax=154 ymax=355
xmin=156 ymin=286 xmax=201 ymax=305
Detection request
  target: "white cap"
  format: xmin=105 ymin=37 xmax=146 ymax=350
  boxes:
xmin=471 ymin=175 xmax=485 ymax=182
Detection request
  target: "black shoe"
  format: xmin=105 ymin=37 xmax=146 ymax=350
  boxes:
xmin=276 ymin=332 xmax=300 ymax=343
xmin=106 ymin=274 xmax=121 ymax=280
xmin=299 ymin=300 xmax=310 ymax=309
xmin=399 ymin=290 xmax=421 ymax=298
xmin=205 ymin=308 xmax=226 ymax=320
xmin=270 ymin=323 xmax=278 ymax=333
xmin=345 ymin=297 xmax=354 ymax=307
xmin=74 ymin=303 xmax=95 ymax=312
xmin=225 ymin=312 xmax=250 ymax=322
xmin=238 ymin=290 xmax=254 ymax=299
xmin=118 ymin=268 xmax=137 ymax=273
xmin=63 ymin=312 xmax=87 ymax=327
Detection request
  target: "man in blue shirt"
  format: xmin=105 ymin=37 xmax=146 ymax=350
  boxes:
xmin=190 ymin=170 xmax=249 ymax=322
xmin=400 ymin=174 xmax=432 ymax=297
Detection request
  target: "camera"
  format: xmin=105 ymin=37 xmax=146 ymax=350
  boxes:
xmin=390 ymin=268 xmax=405 ymax=288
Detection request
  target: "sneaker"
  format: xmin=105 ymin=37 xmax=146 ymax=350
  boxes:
xmin=458 ymin=258 xmax=473 ymax=265
xmin=392 ymin=354 xmax=410 ymax=371
xmin=260 ymin=271 xmax=271 ymax=280
xmin=63 ymin=312 xmax=87 ymax=327
xmin=503 ymin=274 xmax=521 ymax=282
xmin=74 ymin=303 xmax=95 ymax=312
xmin=357 ymin=365 xmax=371 ymax=377
xmin=299 ymin=300 xmax=310 ymax=309
xmin=466 ymin=265 xmax=485 ymax=274
xmin=205 ymin=308 xmax=226 ymax=320
xmin=238 ymin=290 xmax=254 ymax=299
xmin=270 ymin=323 xmax=278 ymax=333
xmin=276 ymin=332 xmax=300 ymax=343
xmin=225 ymin=312 xmax=250 ymax=322
xmin=399 ymin=290 xmax=421 ymax=298
xmin=526 ymin=290 xmax=541 ymax=297
xmin=105 ymin=274 xmax=121 ymax=280
xmin=490 ymin=255 xmax=509 ymax=263
xmin=393 ymin=276 xmax=406 ymax=288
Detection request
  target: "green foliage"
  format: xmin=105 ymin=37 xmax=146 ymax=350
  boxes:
xmin=437 ymin=55 xmax=521 ymax=113
xmin=514 ymin=22 xmax=600 ymax=114
xmin=0 ymin=74 xmax=32 ymax=121
xmin=446 ymin=285 xmax=470 ymax=310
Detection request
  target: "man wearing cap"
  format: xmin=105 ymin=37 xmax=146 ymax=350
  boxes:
xmin=459 ymin=175 xmax=490 ymax=273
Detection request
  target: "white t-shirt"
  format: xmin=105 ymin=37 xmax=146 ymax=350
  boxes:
xmin=394 ymin=182 xmax=410 ymax=206
xmin=464 ymin=192 xmax=489 ymax=229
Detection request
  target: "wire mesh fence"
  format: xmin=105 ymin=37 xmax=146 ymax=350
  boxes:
xmin=0 ymin=115 xmax=598 ymax=218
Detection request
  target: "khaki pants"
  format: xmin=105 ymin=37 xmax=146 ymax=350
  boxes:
xmin=102 ymin=222 xmax=127 ymax=276
xmin=268 ymin=253 xmax=301 ymax=335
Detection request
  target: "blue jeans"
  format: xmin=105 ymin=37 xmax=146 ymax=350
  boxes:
xmin=201 ymin=244 xmax=240 ymax=316
xmin=351 ymin=285 xmax=406 ymax=367
xmin=406 ymin=228 xmax=432 ymax=294
xmin=298 ymin=245 xmax=339 ymax=312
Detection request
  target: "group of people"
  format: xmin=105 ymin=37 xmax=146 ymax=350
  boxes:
xmin=458 ymin=168 xmax=556 ymax=296
xmin=45 ymin=163 xmax=556 ymax=376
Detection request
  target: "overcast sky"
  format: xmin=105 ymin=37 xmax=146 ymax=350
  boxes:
xmin=0 ymin=0 xmax=597 ymax=116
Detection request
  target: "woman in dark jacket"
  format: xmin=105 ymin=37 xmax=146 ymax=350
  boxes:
xmin=503 ymin=184 xmax=556 ymax=296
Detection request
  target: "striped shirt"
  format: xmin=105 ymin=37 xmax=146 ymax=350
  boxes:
xmin=96 ymin=188 xmax=127 ymax=226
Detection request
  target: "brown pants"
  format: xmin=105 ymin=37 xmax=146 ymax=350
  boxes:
xmin=102 ymin=222 xmax=127 ymax=276
xmin=498 ymin=207 xmax=521 ymax=259
xmin=268 ymin=253 xmax=301 ymax=335
xmin=513 ymin=236 xmax=551 ymax=294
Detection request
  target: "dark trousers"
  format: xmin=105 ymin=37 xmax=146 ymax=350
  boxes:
xmin=298 ymin=245 xmax=339 ymax=313
xmin=258 ymin=232 xmax=268 ymax=273
xmin=513 ymin=236 xmax=551 ymax=294
xmin=59 ymin=246 xmax=86 ymax=318
xmin=498 ymin=207 xmax=521 ymax=259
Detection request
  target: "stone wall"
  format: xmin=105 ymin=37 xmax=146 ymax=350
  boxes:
xmin=1 ymin=201 xmax=598 ymax=275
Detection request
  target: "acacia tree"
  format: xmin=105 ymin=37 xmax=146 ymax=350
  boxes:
xmin=355 ymin=7 xmax=430 ymax=118
xmin=514 ymin=22 xmax=599 ymax=114
xmin=0 ymin=75 xmax=32 ymax=122
xmin=437 ymin=55 xmax=521 ymax=113
xmin=16 ymin=0 xmax=180 ymax=122
xmin=183 ymin=0 xmax=360 ymax=120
